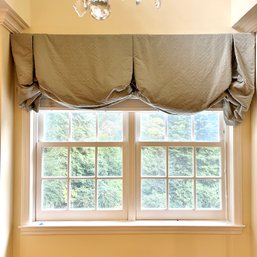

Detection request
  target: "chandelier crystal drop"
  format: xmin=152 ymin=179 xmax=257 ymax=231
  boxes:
xmin=90 ymin=0 xmax=111 ymax=20
xmin=73 ymin=0 xmax=162 ymax=20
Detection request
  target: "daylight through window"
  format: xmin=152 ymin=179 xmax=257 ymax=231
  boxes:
xmin=35 ymin=110 xmax=226 ymax=221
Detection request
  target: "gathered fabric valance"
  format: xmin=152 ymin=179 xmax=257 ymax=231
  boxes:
xmin=11 ymin=33 xmax=255 ymax=125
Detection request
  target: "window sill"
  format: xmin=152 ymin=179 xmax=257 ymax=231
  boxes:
xmin=20 ymin=221 xmax=245 ymax=235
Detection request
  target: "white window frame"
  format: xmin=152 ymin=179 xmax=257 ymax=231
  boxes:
xmin=134 ymin=111 xmax=226 ymax=220
xmin=35 ymin=110 xmax=129 ymax=221
xmin=18 ymin=100 xmax=244 ymax=234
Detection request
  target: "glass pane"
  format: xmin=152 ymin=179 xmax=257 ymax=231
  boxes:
xmin=98 ymin=147 xmax=122 ymax=177
xmin=196 ymin=179 xmax=221 ymax=209
xmin=168 ymin=115 xmax=192 ymax=141
xmin=140 ymin=112 xmax=166 ymax=141
xmin=71 ymin=112 xmax=96 ymax=141
xmin=43 ymin=112 xmax=69 ymax=142
xmin=141 ymin=147 xmax=166 ymax=177
xmin=141 ymin=179 xmax=166 ymax=209
xmin=98 ymin=112 xmax=123 ymax=141
xmin=70 ymin=147 xmax=95 ymax=177
xmin=196 ymin=147 xmax=221 ymax=177
xmin=42 ymin=147 xmax=68 ymax=177
xmin=169 ymin=179 xmax=194 ymax=209
xmin=168 ymin=147 xmax=193 ymax=176
xmin=97 ymin=179 xmax=122 ymax=209
xmin=70 ymin=179 xmax=95 ymax=209
xmin=194 ymin=112 xmax=220 ymax=141
xmin=42 ymin=179 xmax=67 ymax=209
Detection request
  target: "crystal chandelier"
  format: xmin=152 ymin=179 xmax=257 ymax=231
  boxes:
xmin=73 ymin=0 xmax=161 ymax=20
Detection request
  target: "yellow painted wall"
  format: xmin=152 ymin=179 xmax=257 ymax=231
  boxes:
xmin=0 ymin=26 xmax=14 ymax=257
xmin=27 ymin=0 xmax=232 ymax=34
xmin=251 ymin=59 xmax=257 ymax=257
xmin=12 ymin=1 xmax=254 ymax=257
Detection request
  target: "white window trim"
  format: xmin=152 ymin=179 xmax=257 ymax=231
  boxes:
xmin=35 ymin=111 xmax=129 ymax=221
xmin=18 ymin=100 xmax=244 ymax=235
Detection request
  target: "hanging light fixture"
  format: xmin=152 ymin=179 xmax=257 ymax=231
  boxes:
xmin=73 ymin=0 xmax=161 ymax=20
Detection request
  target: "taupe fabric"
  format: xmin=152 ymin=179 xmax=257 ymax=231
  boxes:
xmin=11 ymin=34 xmax=134 ymax=111
xmin=133 ymin=34 xmax=255 ymax=125
xmin=11 ymin=34 xmax=255 ymax=125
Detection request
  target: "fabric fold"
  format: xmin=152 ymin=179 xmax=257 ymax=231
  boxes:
xmin=223 ymin=33 xmax=255 ymax=125
xmin=133 ymin=34 xmax=255 ymax=125
xmin=11 ymin=33 xmax=255 ymax=125
xmin=11 ymin=34 xmax=134 ymax=111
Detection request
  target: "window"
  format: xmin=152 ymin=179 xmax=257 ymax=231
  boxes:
xmin=136 ymin=111 xmax=225 ymax=220
xmin=34 ymin=109 xmax=227 ymax=222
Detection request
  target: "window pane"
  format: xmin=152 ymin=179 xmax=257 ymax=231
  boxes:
xmin=194 ymin=112 xmax=220 ymax=141
xmin=97 ymin=179 xmax=122 ymax=209
xmin=71 ymin=112 xmax=96 ymax=141
xmin=98 ymin=147 xmax=122 ymax=177
xmin=168 ymin=147 xmax=193 ymax=176
xmin=42 ymin=147 xmax=68 ymax=177
xmin=141 ymin=147 xmax=166 ymax=177
xmin=196 ymin=147 xmax=221 ymax=177
xmin=70 ymin=180 xmax=95 ymax=209
xmin=168 ymin=115 xmax=192 ymax=141
xmin=140 ymin=112 xmax=166 ymax=141
xmin=196 ymin=179 xmax=221 ymax=209
xmin=70 ymin=147 xmax=95 ymax=177
xmin=43 ymin=112 xmax=69 ymax=142
xmin=169 ymin=179 xmax=194 ymax=209
xmin=98 ymin=112 xmax=123 ymax=141
xmin=141 ymin=179 xmax=166 ymax=209
xmin=42 ymin=179 xmax=68 ymax=209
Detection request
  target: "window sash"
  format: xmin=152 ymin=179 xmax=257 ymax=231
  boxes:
xmin=135 ymin=112 xmax=226 ymax=220
xmin=34 ymin=110 xmax=227 ymax=221
xmin=135 ymin=142 xmax=226 ymax=220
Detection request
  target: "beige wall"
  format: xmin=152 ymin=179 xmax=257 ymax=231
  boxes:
xmin=0 ymin=26 xmax=14 ymax=257
xmin=27 ymin=0 xmax=232 ymax=34
xmin=4 ymin=0 xmax=31 ymax=25
xmin=231 ymin=0 xmax=257 ymax=25
xmin=12 ymin=1 xmax=254 ymax=257
xmin=251 ymin=60 xmax=257 ymax=257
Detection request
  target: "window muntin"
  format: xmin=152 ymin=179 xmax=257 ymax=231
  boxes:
xmin=36 ymin=111 xmax=128 ymax=221
xmin=136 ymin=111 xmax=225 ymax=220
xmin=35 ymin=110 xmax=226 ymax=221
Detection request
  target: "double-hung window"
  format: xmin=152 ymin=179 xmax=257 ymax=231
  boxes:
xmin=34 ymin=108 xmax=227 ymax=221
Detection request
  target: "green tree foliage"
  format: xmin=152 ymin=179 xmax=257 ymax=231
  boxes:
xmin=70 ymin=179 xmax=95 ymax=209
xmin=98 ymin=112 xmax=122 ymax=141
xmin=168 ymin=147 xmax=193 ymax=176
xmin=98 ymin=147 xmax=122 ymax=176
xmin=196 ymin=179 xmax=221 ymax=209
xmin=97 ymin=179 xmax=122 ymax=209
xmin=169 ymin=179 xmax=193 ymax=209
xmin=196 ymin=147 xmax=221 ymax=176
xmin=72 ymin=112 xmax=96 ymax=141
xmin=70 ymin=147 xmax=95 ymax=177
xmin=41 ymin=111 xmax=222 ymax=212
xmin=194 ymin=112 xmax=220 ymax=141
xmin=42 ymin=147 xmax=68 ymax=177
xmin=141 ymin=147 xmax=166 ymax=176
xmin=140 ymin=112 xmax=166 ymax=140
xmin=141 ymin=179 xmax=166 ymax=209
xmin=43 ymin=180 xmax=67 ymax=209
xmin=168 ymin=115 xmax=192 ymax=141
xmin=44 ymin=112 xmax=69 ymax=141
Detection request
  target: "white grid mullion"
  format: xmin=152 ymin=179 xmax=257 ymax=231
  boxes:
xmin=166 ymin=146 xmax=169 ymax=210
xmin=95 ymin=146 xmax=98 ymax=211
xmin=193 ymin=146 xmax=197 ymax=210
xmin=67 ymin=109 xmax=72 ymax=210
xmin=67 ymin=146 xmax=71 ymax=210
